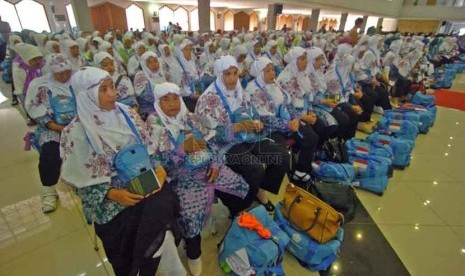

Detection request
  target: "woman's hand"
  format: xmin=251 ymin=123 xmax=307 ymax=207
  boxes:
xmin=233 ymin=120 xmax=264 ymax=133
xmin=289 ymin=119 xmax=300 ymax=132
xmin=182 ymin=137 xmax=207 ymax=152
xmin=301 ymin=112 xmax=317 ymax=125
xmin=107 ymin=188 xmax=144 ymax=206
xmin=322 ymin=99 xmax=338 ymax=108
xmin=46 ymin=121 xmax=65 ymax=133
xmin=351 ymin=105 xmax=363 ymax=115
xmin=354 ymin=90 xmax=363 ymax=100
xmin=207 ymin=167 xmax=220 ymax=183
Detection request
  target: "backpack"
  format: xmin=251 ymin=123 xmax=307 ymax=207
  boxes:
xmin=311 ymin=161 xmax=355 ymax=184
xmin=345 ymin=138 xmax=394 ymax=160
xmin=274 ymin=203 xmax=344 ymax=271
xmin=411 ymin=91 xmax=435 ymax=107
xmin=47 ymin=90 xmax=77 ymax=126
xmin=376 ymin=118 xmax=419 ymax=142
xmin=218 ymin=205 xmax=290 ymax=276
xmin=366 ymin=132 xmax=414 ymax=169
xmin=349 ymin=154 xmax=391 ymax=196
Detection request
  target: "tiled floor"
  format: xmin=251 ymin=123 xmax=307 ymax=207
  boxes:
xmin=1 ymin=75 xmax=465 ymax=276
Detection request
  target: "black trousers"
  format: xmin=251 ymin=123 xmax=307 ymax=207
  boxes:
xmin=183 ymin=96 xmax=197 ymax=113
xmin=39 ymin=141 xmax=62 ymax=186
xmin=393 ymin=76 xmax=411 ymax=98
xmin=291 ymin=124 xmax=319 ymax=173
xmin=337 ymin=103 xmax=359 ymax=140
xmin=358 ymin=83 xmax=392 ymax=122
xmin=0 ymin=43 xmax=6 ymax=64
xmin=219 ymin=134 xmax=290 ymax=215
xmin=185 ymin=234 xmax=201 ymax=259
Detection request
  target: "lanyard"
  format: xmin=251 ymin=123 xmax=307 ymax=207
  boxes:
xmin=214 ymin=81 xmax=235 ymax=122
xmin=254 ymin=79 xmax=289 ymax=117
xmin=335 ymin=67 xmax=355 ymax=97
xmin=167 ymin=130 xmax=185 ymax=148
xmin=119 ymin=106 xmax=143 ymax=144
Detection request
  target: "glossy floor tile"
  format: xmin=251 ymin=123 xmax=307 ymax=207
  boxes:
xmin=1 ymin=74 xmax=465 ymax=276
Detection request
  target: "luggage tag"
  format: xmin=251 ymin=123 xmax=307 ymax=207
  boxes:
xmin=389 ymin=122 xmax=401 ymax=131
xmin=353 ymin=159 xmax=368 ymax=173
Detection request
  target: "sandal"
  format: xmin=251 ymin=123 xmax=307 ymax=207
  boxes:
xmin=291 ymin=171 xmax=313 ymax=189
xmin=42 ymin=193 xmax=58 ymax=213
xmin=257 ymin=199 xmax=275 ymax=212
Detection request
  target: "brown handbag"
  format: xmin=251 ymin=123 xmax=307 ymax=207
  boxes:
xmin=282 ymin=183 xmax=344 ymax=243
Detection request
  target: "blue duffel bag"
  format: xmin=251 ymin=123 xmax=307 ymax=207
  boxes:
xmin=400 ymin=103 xmax=437 ymax=131
xmin=345 ymin=138 xmax=394 ymax=161
xmin=383 ymin=110 xmax=421 ymax=129
xmin=411 ymin=91 xmax=435 ymax=107
xmin=366 ymin=132 xmax=414 ymax=169
xmin=274 ymin=202 xmax=343 ymax=272
xmin=376 ymin=118 xmax=419 ymax=142
xmin=218 ymin=205 xmax=290 ymax=276
xmin=349 ymin=154 xmax=391 ymax=196
xmin=311 ymin=161 xmax=355 ymax=184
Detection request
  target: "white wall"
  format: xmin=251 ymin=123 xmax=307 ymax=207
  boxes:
xmin=382 ymin=18 xmax=398 ymax=32
xmin=400 ymin=5 xmax=465 ymax=20
xmin=299 ymin=0 xmax=404 ymax=18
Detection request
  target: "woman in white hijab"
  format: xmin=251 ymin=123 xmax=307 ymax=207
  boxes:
xmin=198 ymin=41 xmax=215 ymax=71
xmin=175 ymin=39 xmax=202 ymax=111
xmin=61 ymin=66 xmax=185 ymax=276
xmin=98 ymin=40 xmax=127 ymax=76
xmin=264 ymin=40 xmax=284 ymax=75
xmin=146 ymin=82 xmax=248 ymax=276
xmin=247 ymin=57 xmax=319 ymax=185
xmin=94 ymin=52 xmax=137 ymax=109
xmin=158 ymin=44 xmax=183 ymax=86
xmin=133 ymin=51 xmax=166 ymax=119
xmin=127 ymin=42 xmax=147 ymax=78
xmin=233 ymin=45 xmax=251 ymax=88
xmin=6 ymin=35 xmax=23 ymax=105
xmin=32 ymin=33 xmax=48 ymax=55
xmin=244 ymin=40 xmax=262 ymax=70
xmin=215 ymin=38 xmax=231 ymax=59
xmin=196 ymin=55 xmax=289 ymax=213
xmin=324 ymin=43 xmax=364 ymax=138
xmin=63 ymin=40 xmax=84 ymax=73
xmin=42 ymin=41 xmax=61 ymax=74
xmin=25 ymin=53 xmax=75 ymax=213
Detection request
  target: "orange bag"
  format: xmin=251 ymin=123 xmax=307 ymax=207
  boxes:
xmin=282 ymin=183 xmax=344 ymax=243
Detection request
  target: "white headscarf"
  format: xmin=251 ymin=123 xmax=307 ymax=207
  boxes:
xmin=176 ymin=39 xmax=198 ymax=78
xmin=250 ymin=57 xmax=285 ymax=106
xmin=76 ymin=37 xmax=88 ymax=53
xmin=33 ymin=33 xmax=48 ymax=54
xmin=213 ymin=55 xmax=243 ymax=112
xmin=15 ymin=43 xmax=43 ymax=63
xmin=71 ymin=67 xmax=134 ymax=154
xmin=45 ymin=41 xmax=60 ymax=55
xmin=140 ymin=51 xmax=166 ymax=85
xmin=8 ymin=34 xmax=23 ymax=51
xmin=283 ymin=46 xmax=312 ymax=97
xmin=98 ymin=41 xmax=112 ymax=52
xmin=153 ymin=82 xmax=189 ymax=139
xmin=307 ymin=47 xmax=327 ymax=92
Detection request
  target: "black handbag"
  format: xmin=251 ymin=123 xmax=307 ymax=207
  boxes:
xmin=325 ymin=137 xmax=348 ymax=163
xmin=307 ymin=180 xmax=356 ymax=223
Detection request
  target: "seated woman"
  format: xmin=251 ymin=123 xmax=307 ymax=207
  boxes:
xmin=198 ymin=41 xmax=215 ymax=73
xmin=175 ymin=39 xmax=203 ymax=112
xmin=98 ymin=40 xmax=127 ymax=76
xmin=133 ymin=51 xmax=167 ymax=120
xmin=354 ymin=36 xmax=392 ymax=132
xmin=147 ymin=82 xmax=248 ymax=276
xmin=324 ymin=44 xmax=364 ymax=140
xmin=158 ymin=44 xmax=183 ymax=86
xmin=247 ymin=57 xmax=319 ymax=187
xmin=307 ymin=46 xmax=346 ymax=140
xmin=244 ymin=40 xmax=262 ymax=70
xmin=277 ymin=47 xmax=337 ymax=162
xmin=25 ymin=53 xmax=75 ymax=213
xmin=196 ymin=55 xmax=290 ymax=212
xmin=233 ymin=45 xmax=252 ymax=88
xmin=382 ymin=39 xmax=411 ymax=104
xmin=61 ymin=67 xmax=185 ymax=276
xmin=264 ymin=40 xmax=284 ymax=75
xmin=94 ymin=52 xmax=138 ymax=109
xmin=63 ymin=40 xmax=84 ymax=73
xmin=127 ymin=42 xmax=147 ymax=78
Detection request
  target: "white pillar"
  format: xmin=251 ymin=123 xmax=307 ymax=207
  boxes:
xmin=267 ymin=4 xmax=277 ymax=31
xmin=339 ymin=13 xmax=348 ymax=32
xmin=198 ymin=0 xmax=211 ymax=33
xmin=309 ymin=9 xmax=320 ymax=32
xmin=71 ymin=0 xmax=93 ymax=32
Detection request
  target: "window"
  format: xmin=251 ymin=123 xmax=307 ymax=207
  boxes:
xmin=250 ymin=12 xmax=258 ymax=31
xmin=190 ymin=9 xmax=199 ymax=31
xmin=224 ymin=10 xmax=234 ymax=31
xmin=366 ymin=16 xmax=379 ymax=33
xmin=65 ymin=4 xmax=77 ymax=32
xmin=382 ymin=18 xmax=398 ymax=32
xmin=126 ymin=4 xmax=145 ymax=32
xmin=0 ymin=0 xmax=22 ymax=32
xmin=210 ymin=10 xmax=215 ymax=31
xmin=159 ymin=6 xmax=174 ymax=32
xmin=173 ymin=8 xmax=188 ymax=32
xmin=345 ymin=14 xmax=364 ymax=32
xmin=16 ymin=0 xmax=50 ymax=32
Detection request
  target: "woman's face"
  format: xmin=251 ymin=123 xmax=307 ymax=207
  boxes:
xmin=182 ymin=45 xmax=192 ymax=60
xmin=52 ymin=44 xmax=60 ymax=53
xmin=263 ymin=63 xmax=275 ymax=84
xmin=270 ymin=45 xmax=277 ymax=55
xmin=377 ymin=40 xmax=383 ymax=49
xmin=147 ymin=57 xmax=160 ymax=72
xmin=54 ymin=70 xmax=72 ymax=84
xmin=254 ymin=43 xmax=261 ymax=55
xmin=123 ymin=39 xmax=132 ymax=49
xmin=237 ymin=54 xmax=246 ymax=63
xmin=159 ymin=93 xmax=181 ymax=117
xmin=28 ymin=56 xmax=43 ymax=69
xmin=297 ymin=53 xmax=307 ymax=71
xmin=208 ymin=44 xmax=215 ymax=54
xmin=70 ymin=45 xmax=80 ymax=57
xmin=222 ymin=66 xmax=239 ymax=90
xmin=137 ymin=46 xmax=147 ymax=57
xmin=313 ymin=54 xmax=325 ymax=70
xmin=164 ymin=47 xmax=171 ymax=57
xmin=100 ymin=58 xmax=115 ymax=75
xmin=98 ymin=78 xmax=116 ymax=111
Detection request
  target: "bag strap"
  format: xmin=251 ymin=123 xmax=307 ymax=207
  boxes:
xmin=118 ymin=106 xmax=143 ymax=144
xmin=214 ymin=81 xmax=234 ymax=122
xmin=176 ymin=57 xmax=194 ymax=93
xmin=115 ymin=75 xmax=124 ymax=89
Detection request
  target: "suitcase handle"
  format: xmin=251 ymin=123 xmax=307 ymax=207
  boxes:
xmin=287 ymin=195 xmax=322 ymax=232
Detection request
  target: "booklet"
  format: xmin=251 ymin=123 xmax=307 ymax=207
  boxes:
xmin=127 ymin=169 xmax=162 ymax=196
